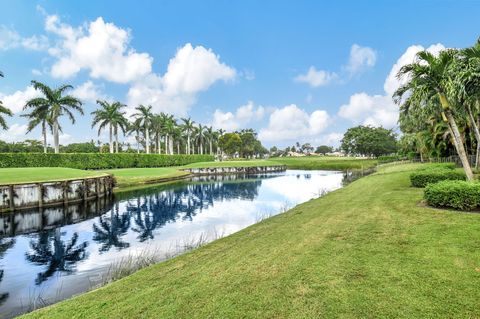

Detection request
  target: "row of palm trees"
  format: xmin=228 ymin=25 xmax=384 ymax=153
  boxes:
xmin=395 ymin=38 xmax=480 ymax=181
xmin=0 ymin=77 xmax=225 ymax=154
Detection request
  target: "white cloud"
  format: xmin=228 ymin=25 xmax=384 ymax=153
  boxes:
xmin=0 ymin=123 xmax=28 ymax=142
xmin=71 ymin=81 xmax=105 ymax=103
xmin=127 ymin=43 xmax=236 ymax=116
xmin=338 ymin=43 xmax=446 ymax=129
xmin=345 ymin=44 xmax=377 ymax=75
xmin=0 ymin=25 xmax=49 ymax=51
xmin=294 ymin=66 xmax=337 ymax=87
xmin=259 ymin=104 xmax=329 ymax=142
xmin=31 ymin=69 xmax=43 ymax=76
xmin=211 ymin=101 xmax=264 ymax=131
xmin=0 ymin=86 xmax=41 ymax=114
xmin=45 ymin=15 xmax=153 ymax=83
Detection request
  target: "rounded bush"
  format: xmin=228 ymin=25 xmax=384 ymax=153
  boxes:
xmin=424 ymin=180 xmax=480 ymax=211
xmin=410 ymin=168 xmax=465 ymax=187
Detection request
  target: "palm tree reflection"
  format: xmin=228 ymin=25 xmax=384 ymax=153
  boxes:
xmin=0 ymin=238 xmax=15 ymax=305
xmin=92 ymin=203 xmax=130 ymax=252
xmin=25 ymin=229 xmax=88 ymax=285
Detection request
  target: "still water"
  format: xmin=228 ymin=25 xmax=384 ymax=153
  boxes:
xmin=0 ymin=169 xmax=361 ymax=318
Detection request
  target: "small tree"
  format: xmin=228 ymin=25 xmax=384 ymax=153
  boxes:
xmin=316 ymin=145 xmax=333 ymax=155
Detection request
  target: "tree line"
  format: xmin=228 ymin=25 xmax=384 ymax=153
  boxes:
xmin=0 ymin=78 xmax=267 ymax=157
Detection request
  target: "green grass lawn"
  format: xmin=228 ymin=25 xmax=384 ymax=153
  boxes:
xmin=101 ymin=167 xmax=190 ymax=188
xmin=0 ymin=167 xmax=107 ymax=185
xmin=271 ymin=156 xmax=378 ymax=170
xmin=181 ymin=159 xmax=282 ymax=168
xmin=22 ymin=163 xmax=480 ymax=318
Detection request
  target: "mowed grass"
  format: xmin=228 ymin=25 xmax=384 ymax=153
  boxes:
xmin=23 ymin=164 xmax=480 ymax=318
xmin=101 ymin=167 xmax=190 ymax=188
xmin=271 ymin=156 xmax=378 ymax=170
xmin=0 ymin=167 xmax=106 ymax=185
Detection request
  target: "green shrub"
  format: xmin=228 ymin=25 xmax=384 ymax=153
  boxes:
xmin=0 ymin=153 xmax=214 ymax=169
xmin=419 ymin=163 xmax=456 ymax=170
xmin=424 ymin=180 xmax=480 ymax=210
xmin=410 ymin=168 xmax=465 ymax=187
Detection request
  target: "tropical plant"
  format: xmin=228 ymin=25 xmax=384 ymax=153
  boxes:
xmin=395 ymin=50 xmax=474 ymax=180
xmin=28 ymin=81 xmax=83 ymax=153
xmin=91 ymin=100 xmax=128 ymax=153
xmin=0 ymin=72 xmax=12 ymax=131
xmin=181 ymin=117 xmax=195 ymax=154
xmin=22 ymin=101 xmax=51 ymax=153
xmin=131 ymin=105 xmax=153 ymax=154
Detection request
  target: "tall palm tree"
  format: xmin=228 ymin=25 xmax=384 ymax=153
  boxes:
xmin=196 ymin=124 xmax=206 ymax=155
xmin=22 ymin=103 xmax=51 ymax=153
xmin=128 ymin=119 xmax=143 ymax=153
xmin=29 ymin=81 xmax=83 ymax=153
xmin=91 ymin=101 xmax=128 ymax=153
xmin=206 ymin=126 xmax=215 ymax=155
xmin=395 ymin=50 xmax=474 ymax=180
xmin=131 ymin=105 xmax=153 ymax=154
xmin=181 ymin=117 xmax=195 ymax=154
xmin=151 ymin=114 xmax=164 ymax=154
xmin=163 ymin=115 xmax=176 ymax=155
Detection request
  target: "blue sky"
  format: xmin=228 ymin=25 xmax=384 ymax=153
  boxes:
xmin=0 ymin=0 xmax=479 ymax=147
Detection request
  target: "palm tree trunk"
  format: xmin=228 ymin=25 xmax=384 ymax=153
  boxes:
xmin=165 ymin=135 xmax=169 ymax=155
xmin=145 ymin=128 xmax=150 ymax=154
xmin=209 ymin=139 xmax=213 ymax=155
xmin=109 ymin=124 xmax=113 ymax=154
xmin=115 ymin=127 xmax=119 ymax=153
xmin=187 ymin=135 xmax=190 ymax=154
xmin=42 ymin=121 xmax=47 ymax=154
xmin=136 ymin=132 xmax=140 ymax=154
xmin=157 ymin=135 xmax=161 ymax=154
xmin=444 ymin=109 xmax=474 ymax=180
xmin=53 ymin=119 xmax=60 ymax=153
xmin=177 ymin=142 xmax=180 ymax=154
xmin=169 ymin=138 xmax=173 ymax=155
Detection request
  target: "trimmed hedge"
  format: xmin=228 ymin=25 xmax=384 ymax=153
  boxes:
xmin=410 ymin=168 xmax=465 ymax=187
xmin=0 ymin=153 xmax=214 ymax=170
xmin=378 ymin=155 xmax=402 ymax=163
xmin=424 ymin=180 xmax=480 ymax=210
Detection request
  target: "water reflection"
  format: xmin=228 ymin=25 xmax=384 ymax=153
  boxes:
xmin=0 ymin=169 xmax=370 ymax=318
xmin=25 ymin=229 xmax=88 ymax=285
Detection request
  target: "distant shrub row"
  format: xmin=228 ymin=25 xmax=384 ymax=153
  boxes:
xmin=0 ymin=153 xmax=214 ymax=170
xmin=377 ymin=155 xmax=402 ymax=163
xmin=410 ymin=166 xmax=465 ymax=188
xmin=425 ymin=180 xmax=480 ymax=211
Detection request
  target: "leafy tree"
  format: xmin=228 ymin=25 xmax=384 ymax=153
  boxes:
xmin=341 ymin=125 xmax=397 ymax=157
xmin=316 ymin=145 xmax=333 ymax=155
xmin=61 ymin=141 xmax=99 ymax=153
xmin=218 ymin=133 xmax=242 ymax=156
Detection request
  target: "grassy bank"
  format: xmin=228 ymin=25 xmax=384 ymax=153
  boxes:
xmin=22 ymin=163 xmax=480 ymax=318
xmin=181 ymin=160 xmax=282 ymax=168
xmin=0 ymin=167 xmax=107 ymax=185
xmin=271 ymin=156 xmax=378 ymax=170
xmin=101 ymin=168 xmax=190 ymax=188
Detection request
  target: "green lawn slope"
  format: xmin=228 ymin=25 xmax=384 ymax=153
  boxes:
xmin=22 ymin=163 xmax=480 ymax=318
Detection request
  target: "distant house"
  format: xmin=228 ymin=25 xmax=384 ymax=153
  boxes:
xmin=287 ymin=151 xmax=306 ymax=157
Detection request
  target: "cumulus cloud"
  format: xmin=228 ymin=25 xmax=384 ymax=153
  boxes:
xmin=0 ymin=86 xmax=41 ymax=114
xmin=259 ymin=104 xmax=329 ymax=142
xmin=71 ymin=81 xmax=106 ymax=103
xmin=0 ymin=123 xmax=28 ymax=142
xmin=127 ymin=43 xmax=236 ymax=116
xmin=45 ymin=14 xmax=153 ymax=83
xmin=294 ymin=67 xmax=337 ymax=87
xmin=338 ymin=43 xmax=445 ymax=129
xmin=0 ymin=25 xmax=49 ymax=51
xmin=345 ymin=44 xmax=377 ymax=75
xmin=211 ymin=101 xmax=264 ymax=131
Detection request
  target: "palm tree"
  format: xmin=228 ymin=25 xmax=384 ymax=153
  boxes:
xmin=131 ymin=105 xmax=153 ymax=154
xmin=196 ymin=124 xmax=206 ymax=155
xmin=181 ymin=117 xmax=195 ymax=154
xmin=151 ymin=114 xmax=164 ymax=154
xmin=395 ymin=50 xmax=474 ymax=180
xmin=91 ymin=101 xmax=127 ymax=153
xmin=128 ymin=119 xmax=143 ymax=154
xmin=162 ymin=115 xmax=176 ymax=155
xmin=206 ymin=126 xmax=215 ymax=155
xmin=22 ymin=103 xmax=51 ymax=153
xmin=29 ymin=81 xmax=83 ymax=153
